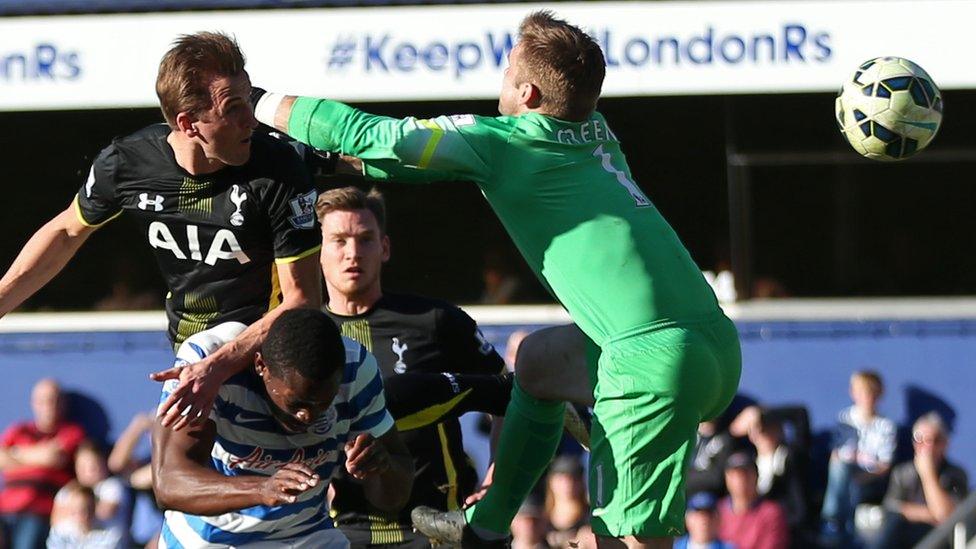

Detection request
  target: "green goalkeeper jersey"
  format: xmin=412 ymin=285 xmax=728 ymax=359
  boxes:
xmin=289 ymin=98 xmax=720 ymax=347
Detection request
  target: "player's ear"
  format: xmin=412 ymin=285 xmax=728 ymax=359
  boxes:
xmin=174 ymin=111 xmax=198 ymax=137
xmin=521 ymin=83 xmax=542 ymax=110
xmin=381 ymin=234 xmax=391 ymax=263
xmin=254 ymin=352 xmax=268 ymax=377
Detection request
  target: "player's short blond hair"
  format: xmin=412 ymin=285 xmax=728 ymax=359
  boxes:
xmin=516 ymin=11 xmax=605 ymax=121
xmin=156 ymin=32 xmax=247 ymax=129
xmin=316 ymin=187 xmax=387 ymax=234
xmin=851 ymin=369 xmax=884 ymax=396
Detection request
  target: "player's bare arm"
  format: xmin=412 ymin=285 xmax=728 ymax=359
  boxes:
xmin=344 ymin=428 xmax=414 ymax=513
xmin=6 ymin=440 xmax=69 ymax=469
xmin=253 ymin=93 xmax=298 ymax=135
xmin=152 ymin=253 xmax=322 ymax=430
xmin=151 ymin=415 xmax=319 ymax=515
xmin=0 ymin=448 xmax=18 ymax=470
xmin=0 ymin=203 xmax=97 ymax=317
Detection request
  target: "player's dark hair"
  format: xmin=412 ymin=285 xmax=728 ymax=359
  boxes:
xmin=316 ymin=186 xmax=387 ymax=233
xmin=156 ymin=31 xmax=247 ymax=129
xmin=261 ymin=309 xmax=345 ymax=380
xmin=517 ymin=11 xmax=605 ymax=121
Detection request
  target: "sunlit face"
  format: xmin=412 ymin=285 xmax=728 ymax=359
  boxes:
xmin=685 ymin=509 xmax=718 ymax=543
xmin=725 ymin=467 xmax=758 ymax=500
xmin=189 ymin=73 xmax=257 ymax=167
xmin=256 ymin=355 xmax=342 ymax=435
xmin=320 ymin=209 xmax=390 ymax=302
xmin=31 ymin=380 xmax=62 ymax=433
xmin=850 ymin=378 xmax=880 ymax=410
xmin=548 ymin=471 xmax=582 ymax=499
xmin=498 ymin=44 xmax=527 ymax=116
xmin=913 ymin=421 xmax=948 ymax=460
xmin=75 ymin=448 xmax=108 ymax=487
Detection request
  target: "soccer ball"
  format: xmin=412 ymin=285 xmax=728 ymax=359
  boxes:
xmin=835 ymin=56 xmax=943 ymax=161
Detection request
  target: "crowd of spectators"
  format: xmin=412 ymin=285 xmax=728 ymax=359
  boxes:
xmin=0 ymin=379 xmax=161 ymax=549
xmin=678 ymin=370 xmax=970 ymax=549
xmin=0 ymin=366 xmax=970 ymax=549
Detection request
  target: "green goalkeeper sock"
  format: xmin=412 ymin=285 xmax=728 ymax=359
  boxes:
xmin=465 ymin=379 xmax=564 ymax=536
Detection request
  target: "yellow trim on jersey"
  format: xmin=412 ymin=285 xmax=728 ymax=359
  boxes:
xmin=394 ymin=389 xmax=472 ymax=432
xmin=417 ymin=119 xmax=444 ymax=169
xmin=437 ymin=423 xmax=460 ymax=511
xmin=367 ymin=514 xmax=406 ymax=544
xmin=338 ymin=320 xmax=373 ymax=353
xmin=268 ymin=265 xmax=282 ymax=311
xmin=72 ymin=195 xmax=121 ymax=228
xmin=274 ymin=244 xmax=321 ymax=265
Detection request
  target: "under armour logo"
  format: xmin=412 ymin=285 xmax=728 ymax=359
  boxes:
xmin=391 ymin=338 xmax=408 ymax=374
xmin=229 ymin=185 xmax=247 ymax=227
xmin=138 ymin=193 xmax=164 ymax=212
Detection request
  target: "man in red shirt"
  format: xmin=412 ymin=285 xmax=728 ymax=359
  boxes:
xmin=718 ymin=452 xmax=790 ymax=549
xmin=0 ymin=379 xmax=85 ymax=549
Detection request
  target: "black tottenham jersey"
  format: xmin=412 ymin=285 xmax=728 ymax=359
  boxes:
xmin=75 ymin=124 xmax=321 ymax=345
xmin=324 ymin=293 xmax=504 ymax=541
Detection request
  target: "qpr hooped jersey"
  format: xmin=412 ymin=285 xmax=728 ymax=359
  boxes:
xmin=158 ymin=322 xmax=394 ymax=548
xmin=75 ymin=124 xmax=321 ymax=345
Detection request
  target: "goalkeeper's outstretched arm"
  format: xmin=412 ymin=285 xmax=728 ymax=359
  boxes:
xmin=253 ymin=91 xmax=491 ymax=183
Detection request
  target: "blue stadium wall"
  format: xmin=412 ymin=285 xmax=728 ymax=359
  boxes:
xmin=1 ymin=318 xmax=974 ymax=481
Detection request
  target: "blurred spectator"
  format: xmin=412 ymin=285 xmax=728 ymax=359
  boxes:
xmin=52 ymin=441 xmax=129 ymax=547
xmin=718 ymin=452 xmax=790 ymax=549
xmin=480 ymin=249 xmax=527 ymax=305
xmin=674 ymin=492 xmax=734 ymax=549
xmin=0 ymin=379 xmax=85 ymax=549
xmin=752 ymin=277 xmax=790 ymax=299
xmin=92 ymin=262 xmax=160 ymax=311
xmin=107 ymin=412 xmax=160 ymax=549
xmin=870 ymin=412 xmax=968 ymax=549
xmin=544 ymin=456 xmax=588 ymax=548
xmin=511 ymin=494 xmax=551 ymax=549
xmin=731 ymin=406 xmax=807 ymax=535
xmin=687 ymin=419 xmax=736 ymax=498
xmin=46 ymin=482 xmax=121 ymax=549
xmin=819 ymin=370 xmax=896 ymax=546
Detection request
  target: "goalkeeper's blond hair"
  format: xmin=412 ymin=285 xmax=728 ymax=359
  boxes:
xmin=516 ymin=11 xmax=606 ymax=121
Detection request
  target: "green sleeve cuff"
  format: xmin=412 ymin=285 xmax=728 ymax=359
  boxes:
xmin=288 ymin=97 xmax=360 ymax=152
xmin=287 ymin=96 xmax=322 ymax=146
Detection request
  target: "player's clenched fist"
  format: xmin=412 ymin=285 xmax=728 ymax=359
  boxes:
xmin=344 ymin=433 xmax=390 ymax=480
xmin=260 ymin=462 xmax=320 ymax=506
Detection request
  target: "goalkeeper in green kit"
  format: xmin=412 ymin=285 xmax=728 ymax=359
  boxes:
xmin=253 ymin=11 xmax=741 ymax=548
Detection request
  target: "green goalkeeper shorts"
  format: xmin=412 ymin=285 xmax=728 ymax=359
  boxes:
xmin=586 ymin=313 xmax=741 ymax=538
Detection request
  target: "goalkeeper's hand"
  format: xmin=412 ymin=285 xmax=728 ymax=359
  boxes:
xmin=292 ymin=142 xmax=342 ymax=177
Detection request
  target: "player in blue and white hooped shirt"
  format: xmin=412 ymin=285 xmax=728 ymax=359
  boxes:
xmin=151 ymin=309 xmax=414 ymax=548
